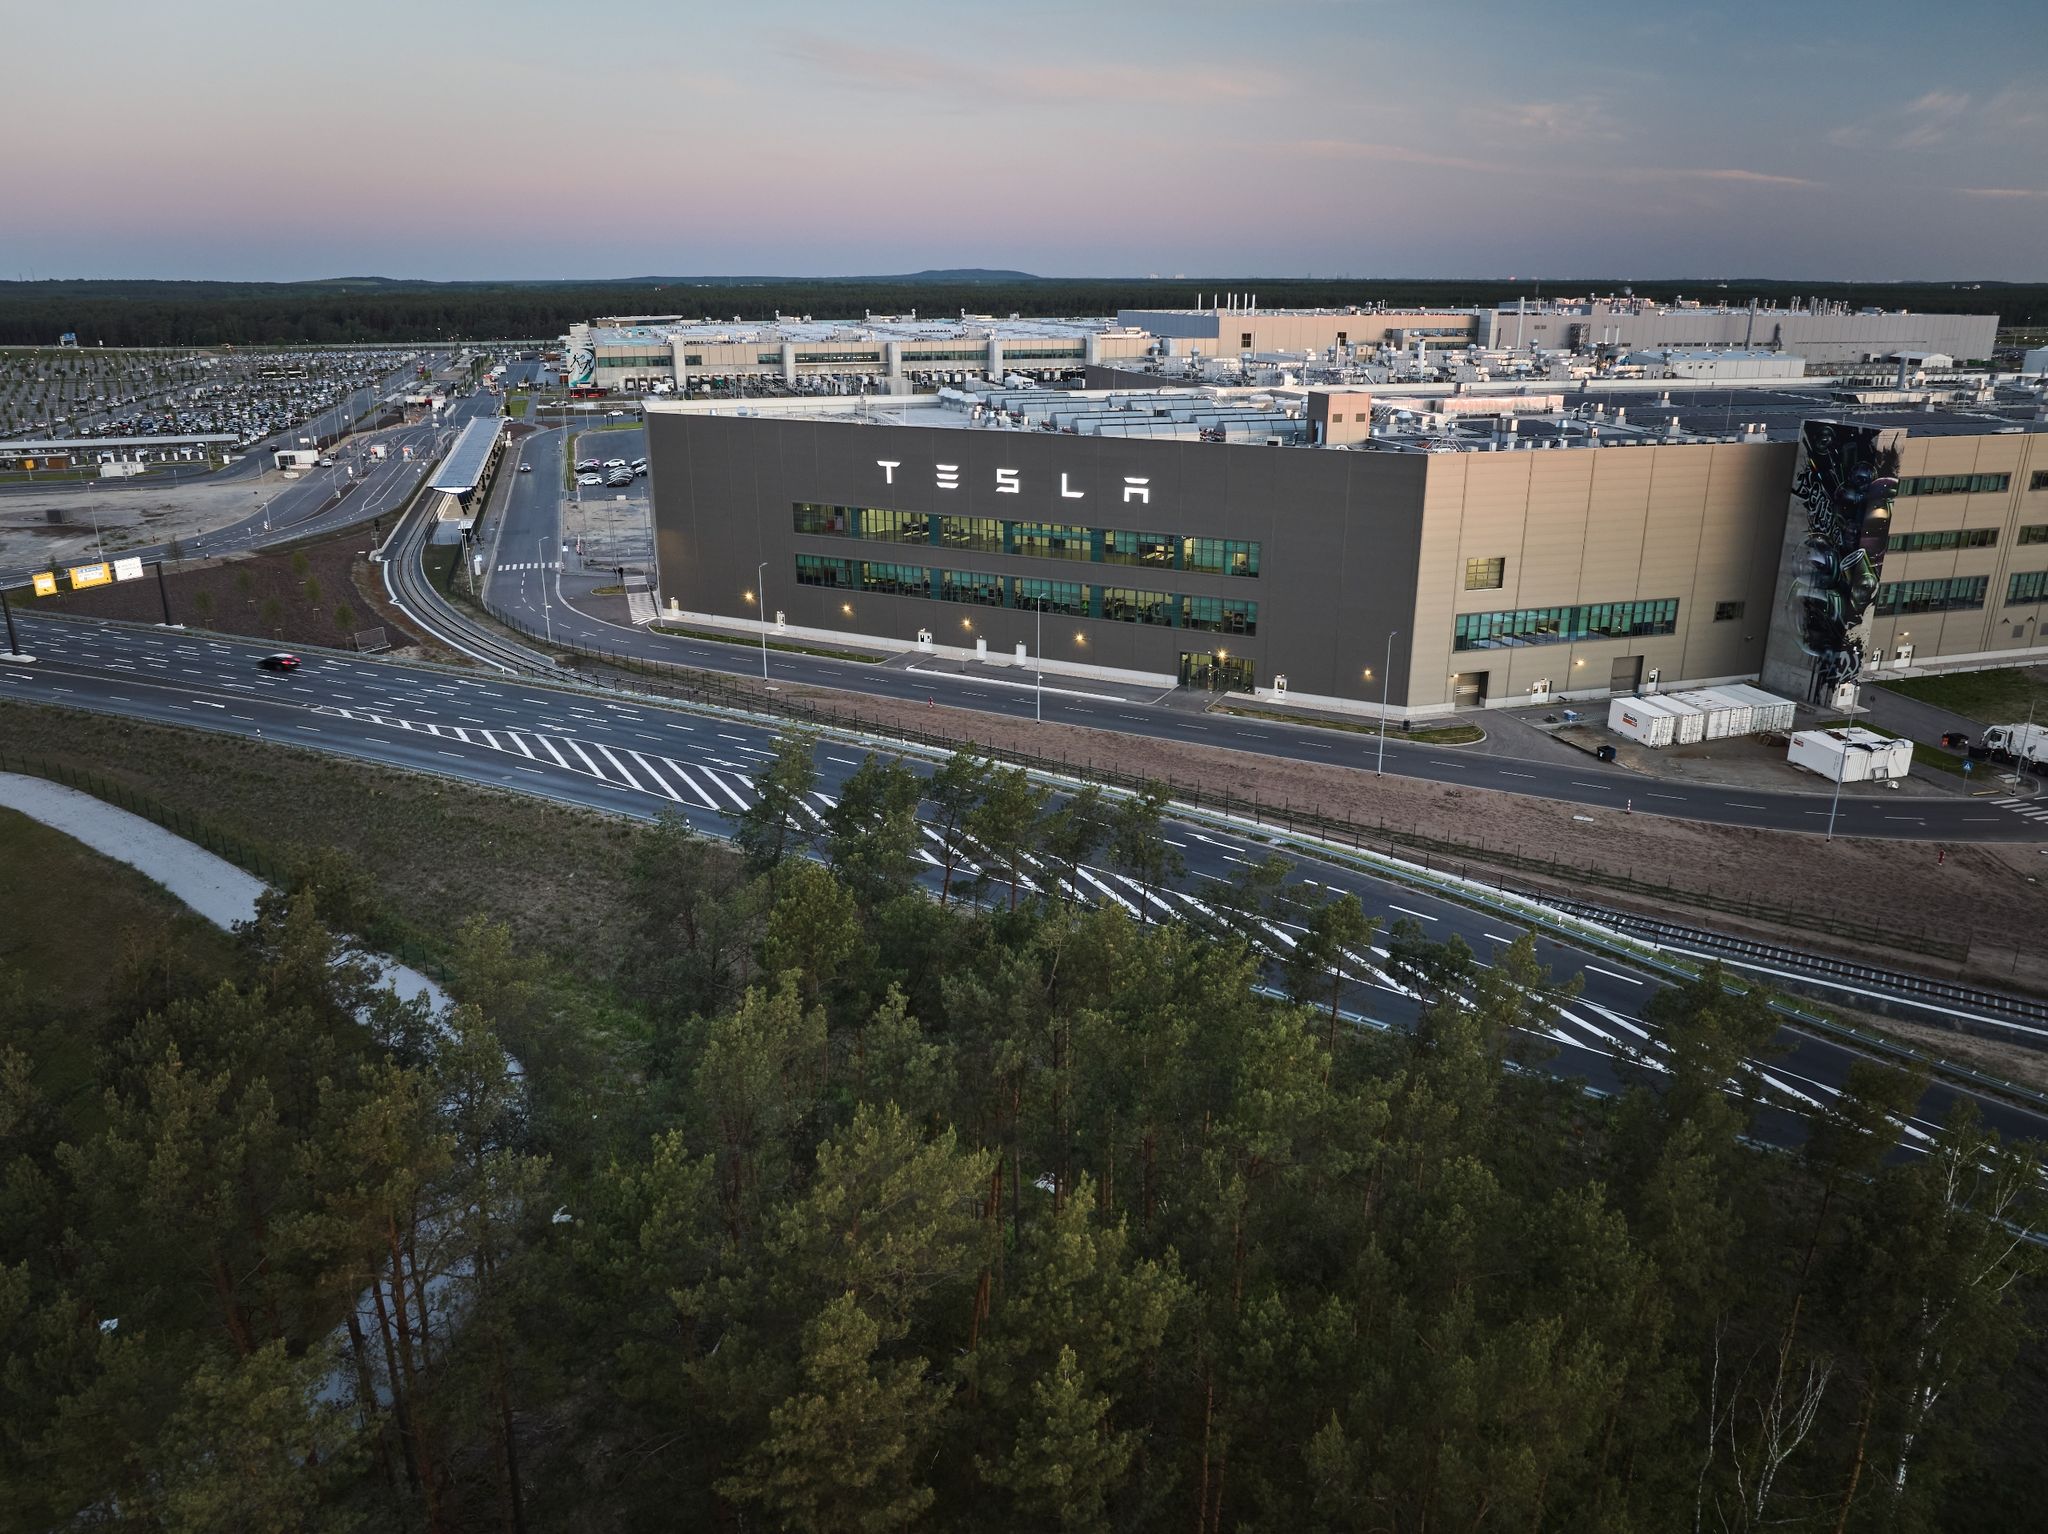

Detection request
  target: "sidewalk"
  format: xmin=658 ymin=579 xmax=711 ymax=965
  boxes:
xmin=0 ymin=772 xmax=446 ymax=1013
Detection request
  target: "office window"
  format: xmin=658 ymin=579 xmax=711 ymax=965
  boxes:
xmin=1182 ymin=537 xmax=1261 ymax=577
xmin=793 ymin=501 xmax=853 ymax=536
xmin=1465 ymin=557 xmax=1506 ymax=591
xmin=1103 ymin=529 xmax=1177 ymax=569
xmin=2030 ymin=470 xmax=2048 ymax=492
xmin=1240 ymin=332 xmax=1253 ymax=349
xmin=2007 ymin=570 xmax=2048 ymax=606
xmin=1873 ymin=576 xmax=1987 ymax=615
xmin=683 ymin=353 xmax=703 ymax=366
xmin=1896 ymin=472 xmax=2011 ymax=497
xmin=938 ymin=569 xmax=1005 ymax=606
xmin=1888 ymin=527 xmax=1998 ymax=553
xmin=861 ymin=508 xmax=932 ymax=545
xmin=795 ymin=554 xmax=855 ymax=588
xmin=1012 ymin=578 xmax=1088 ymax=616
xmin=1714 ymin=600 xmax=1745 ymax=622
xmin=940 ymin=516 xmax=1002 ymax=554
xmin=860 ymin=561 xmax=930 ymax=598
xmin=2019 ymin=525 xmax=2048 ymax=545
xmin=1008 ymin=522 xmax=1092 ymax=561
xmin=1095 ymin=586 xmax=1175 ymax=625
xmin=1453 ymin=599 xmax=1679 ymax=651
xmin=1180 ymin=596 xmax=1257 ymax=635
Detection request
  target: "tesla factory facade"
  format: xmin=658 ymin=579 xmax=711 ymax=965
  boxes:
xmin=644 ymin=388 xmax=2048 ymax=717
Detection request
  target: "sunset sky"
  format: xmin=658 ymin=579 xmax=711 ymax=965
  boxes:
xmin=13 ymin=0 xmax=2047 ymax=281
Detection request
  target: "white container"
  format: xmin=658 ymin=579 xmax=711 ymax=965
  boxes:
xmin=1721 ymin=684 xmax=1795 ymax=733
xmin=1691 ymin=687 xmax=1757 ymax=737
xmin=1607 ymin=695 xmax=1677 ymax=748
xmin=1669 ymin=689 xmax=1738 ymax=740
xmin=1653 ymin=695 xmax=1708 ymax=744
xmin=1787 ymin=728 xmax=1914 ymax=782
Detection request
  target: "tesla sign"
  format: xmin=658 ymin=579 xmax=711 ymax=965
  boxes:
xmin=878 ymin=459 xmax=1151 ymax=503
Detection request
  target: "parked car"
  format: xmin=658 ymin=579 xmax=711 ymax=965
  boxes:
xmin=578 ymin=473 xmax=602 ymax=486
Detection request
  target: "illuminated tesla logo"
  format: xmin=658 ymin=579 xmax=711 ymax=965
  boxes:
xmin=874 ymin=463 xmax=1156 ymax=505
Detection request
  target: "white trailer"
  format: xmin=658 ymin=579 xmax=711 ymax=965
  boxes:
xmin=1720 ymin=684 xmax=1796 ymax=734
xmin=1608 ymin=695 xmax=1678 ymax=748
xmin=1689 ymin=687 xmax=1757 ymax=736
xmin=1669 ymin=689 xmax=1742 ymax=740
xmin=1652 ymin=695 xmax=1708 ymax=744
xmin=1788 ymin=727 xmax=1914 ymax=782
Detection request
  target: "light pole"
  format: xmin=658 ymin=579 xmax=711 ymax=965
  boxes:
xmin=1376 ymin=629 xmax=1400 ymax=776
xmin=1825 ymin=754 xmax=1846 ymax=841
xmin=537 ymin=536 xmax=554 ymax=645
xmin=1035 ymin=595 xmax=1044 ymax=722
xmin=757 ymin=560 xmax=770 ymax=682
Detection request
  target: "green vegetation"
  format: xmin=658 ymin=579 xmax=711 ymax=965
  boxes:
xmin=651 ymin=621 xmax=890 ymax=662
xmin=1881 ymin=665 xmax=2048 ymax=726
xmin=6 ymin=276 xmax=2044 ymax=346
xmin=2 ymin=730 xmax=2044 ymax=1529
xmin=503 ymin=390 xmax=530 ymax=419
xmin=1216 ymin=704 xmax=1485 ymax=744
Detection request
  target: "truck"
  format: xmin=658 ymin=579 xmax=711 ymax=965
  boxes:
xmin=1977 ymin=722 xmax=2048 ymax=770
xmin=367 ymin=443 xmax=389 ymax=461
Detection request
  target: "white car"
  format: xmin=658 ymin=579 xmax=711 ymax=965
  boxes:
xmin=578 ymin=472 xmax=602 ymax=486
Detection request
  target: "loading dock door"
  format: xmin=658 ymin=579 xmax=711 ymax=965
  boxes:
xmin=1609 ymin=656 xmax=1644 ymax=695
xmin=1450 ymin=670 xmax=1489 ymax=709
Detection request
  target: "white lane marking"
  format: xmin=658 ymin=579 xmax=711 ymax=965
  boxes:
xmin=657 ymin=759 xmax=724 ymax=810
xmin=1483 ymin=932 xmax=1515 ymax=944
xmin=1500 ymin=770 xmax=1535 ymax=779
xmin=563 ymin=738 xmax=607 ymax=778
xmin=532 ymin=735 xmax=571 ymax=769
xmin=1583 ymin=964 xmax=1645 ymax=986
xmin=628 ymin=751 xmax=682 ymax=802
xmin=507 ymin=733 xmax=534 ymax=759
xmin=827 ymin=756 xmax=862 ymax=766
xmin=1387 ymin=904 xmax=1437 ymax=922
xmin=696 ymin=765 xmax=754 ymax=812
xmin=595 ymin=742 xmax=645 ymax=791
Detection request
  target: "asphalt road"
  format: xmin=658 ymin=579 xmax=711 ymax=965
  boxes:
xmin=4 ymin=613 xmax=2040 ymax=1160
xmin=470 ymin=426 xmax=2047 ymax=847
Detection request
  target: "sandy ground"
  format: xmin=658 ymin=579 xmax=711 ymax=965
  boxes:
xmin=756 ymin=678 xmax=2048 ymax=989
xmin=1552 ymin=723 xmax=1960 ymax=796
xmin=0 ymin=771 xmax=446 ymax=1013
xmin=0 ymin=470 xmax=296 ymax=571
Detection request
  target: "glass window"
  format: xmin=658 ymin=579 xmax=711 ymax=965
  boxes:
xmin=1888 ymin=527 xmax=1998 ymax=552
xmin=2031 ymin=470 xmax=2048 ymax=492
xmin=793 ymin=502 xmax=854 ymax=536
xmin=1095 ymin=586 xmax=1175 ymax=625
xmin=1103 ymin=529 xmax=1177 ymax=569
xmin=938 ymin=569 xmax=1006 ymax=606
xmin=1011 ymin=578 xmax=1088 ymax=616
xmin=1465 ymin=556 xmax=1506 ymax=591
xmin=1182 ymin=537 xmax=1261 ymax=577
xmin=1180 ymin=596 xmax=1257 ymax=635
xmin=2018 ymin=525 xmax=2048 ymax=545
xmin=861 ymin=508 xmax=933 ymax=545
xmin=795 ymin=554 xmax=855 ymax=588
xmin=860 ymin=561 xmax=930 ymax=598
xmin=940 ymin=516 xmax=1002 ymax=554
xmin=1872 ymin=576 xmax=1987 ymax=615
xmin=1713 ymin=600 xmax=1745 ymax=622
xmin=1453 ymin=599 xmax=1679 ymax=650
xmin=1008 ymin=522 xmax=1093 ymax=561
xmin=2007 ymin=569 xmax=2048 ymax=606
xmin=1896 ymin=472 xmax=2011 ymax=497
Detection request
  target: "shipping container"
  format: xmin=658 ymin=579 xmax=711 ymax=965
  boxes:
xmin=1719 ymin=684 xmax=1796 ymax=734
xmin=1670 ymin=688 xmax=1745 ymax=740
xmin=1607 ymin=695 xmax=1677 ymax=748
xmin=1788 ymin=728 xmax=1913 ymax=782
xmin=1650 ymin=695 xmax=1708 ymax=744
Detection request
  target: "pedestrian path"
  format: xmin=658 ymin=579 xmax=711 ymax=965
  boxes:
xmin=1988 ymin=793 xmax=2048 ymax=828
xmin=495 ymin=559 xmax=562 ymax=571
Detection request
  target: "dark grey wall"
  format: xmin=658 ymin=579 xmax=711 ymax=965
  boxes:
xmin=647 ymin=411 xmax=1428 ymax=704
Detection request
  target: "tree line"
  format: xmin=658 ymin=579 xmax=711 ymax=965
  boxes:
xmin=2 ymin=276 xmax=2042 ymax=348
xmin=2 ymin=739 xmax=2042 ymax=1532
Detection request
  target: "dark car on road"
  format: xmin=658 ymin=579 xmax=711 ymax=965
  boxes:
xmin=258 ymin=653 xmax=301 ymax=672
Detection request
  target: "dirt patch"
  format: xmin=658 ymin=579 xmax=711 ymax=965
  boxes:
xmin=751 ymin=678 xmax=2048 ymax=991
xmin=1823 ymin=1000 xmax=2048 ymax=1096
xmin=20 ymin=522 xmax=420 ymax=652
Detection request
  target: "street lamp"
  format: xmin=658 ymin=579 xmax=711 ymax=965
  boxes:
xmin=1035 ymin=595 xmax=1044 ymax=722
xmin=1377 ymin=630 xmax=1400 ymax=776
xmin=756 ymin=559 xmax=769 ymax=682
xmin=536 ymin=536 xmax=554 ymax=645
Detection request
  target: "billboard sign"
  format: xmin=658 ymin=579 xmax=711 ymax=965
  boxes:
xmin=31 ymin=571 xmax=57 ymax=597
xmin=67 ymin=562 xmax=112 ymax=590
xmin=112 ymin=557 xmax=145 ymax=582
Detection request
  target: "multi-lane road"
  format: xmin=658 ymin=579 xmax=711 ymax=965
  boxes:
xmin=4 ymin=611 xmax=2043 ymax=1158
xmin=462 ymin=424 xmax=2047 ymax=846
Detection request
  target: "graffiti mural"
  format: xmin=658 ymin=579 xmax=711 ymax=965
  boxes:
xmin=568 ymin=343 xmax=597 ymax=389
xmin=1787 ymin=420 xmax=1899 ymax=699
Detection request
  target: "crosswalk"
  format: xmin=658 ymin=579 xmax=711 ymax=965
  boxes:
xmin=1988 ymin=793 xmax=2048 ymax=828
xmin=495 ymin=560 xmax=563 ymax=571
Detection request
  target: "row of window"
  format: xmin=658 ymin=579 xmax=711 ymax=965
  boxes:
xmin=2009 ymin=570 xmax=2048 ymax=606
xmin=1453 ymin=599 xmax=1679 ymax=651
xmin=597 ymin=354 xmax=672 ymax=371
xmin=793 ymin=503 xmax=1261 ymax=575
xmin=1896 ymin=472 xmax=2011 ymax=498
xmin=792 ymin=555 xmax=1257 ymax=632
xmin=1873 ymin=576 xmax=1988 ymax=615
xmin=1888 ymin=527 xmax=2000 ymax=553
xmin=2021 ymin=525 xmax=2048 ymax=545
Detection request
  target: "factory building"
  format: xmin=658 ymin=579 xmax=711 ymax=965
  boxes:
xmin=646 ymin=376 xmax=2048 ymax=718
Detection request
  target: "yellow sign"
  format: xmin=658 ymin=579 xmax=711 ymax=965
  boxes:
xmin=67 ymin=562 xmax=112 ymax=590
xmin=32 ymin=571 xmax=57 ymax=596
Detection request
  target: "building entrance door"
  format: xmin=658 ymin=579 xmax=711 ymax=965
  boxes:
xmin=1179 ymin=651 xmax=1256 ymax=693
xmin=1449 ymin=670 xmax=1489 ymax=709
xmin=1608 ymin=655 xmax=1644 ymax=695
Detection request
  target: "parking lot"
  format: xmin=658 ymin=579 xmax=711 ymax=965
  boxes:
xmin=0 ymin=345 xmax=426 ymax=447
